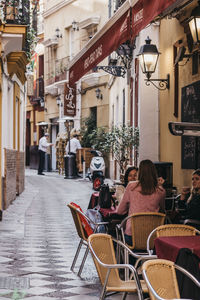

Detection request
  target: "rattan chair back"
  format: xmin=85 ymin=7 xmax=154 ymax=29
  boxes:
xmin=68 ymin=203 xmax=89 ymax=241
xmin=130 ymin=212 xmax=166 ymax=250
xmin=88 ymin=233 xmax=148 ymax=300
xmin=89 ymin=233 xmax=121 ymax=286
xmin=142 ymin=259 xmax=180 ymax=300
xmin=155 ymin=224 xmax=197 ymax=237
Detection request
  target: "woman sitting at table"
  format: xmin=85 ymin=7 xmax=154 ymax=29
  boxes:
xmin=177 ymin=169 xmax=200 ymax=221
xmin=116 ymin=159 xmax=166 ymax=245
xmin=115 ymin=166 xmax=138 ymax=205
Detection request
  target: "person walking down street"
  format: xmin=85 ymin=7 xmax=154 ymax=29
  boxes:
xmin=65 ymin=132 xmax=82 ymax=176
xmin=38 ymin=133 xmax=53 ymax=175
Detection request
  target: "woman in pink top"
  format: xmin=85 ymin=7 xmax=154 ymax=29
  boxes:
xmin=117 ymin=159 xmax=166 ymax=245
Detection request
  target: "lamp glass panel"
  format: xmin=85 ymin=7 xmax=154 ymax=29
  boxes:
xmin=189 ymin=17 xmax=200 ymax=43
xmin=139 ymin=55 xmax=146 ymax=73
xmin=143 ymin=53 xmax=158 ymax=73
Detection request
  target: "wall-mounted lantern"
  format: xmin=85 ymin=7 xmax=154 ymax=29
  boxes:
xmin=137 ymin=37 xmax=170 ymax=91
xmin=188 ymin=0 xmax=200 ymax=44
xmin=94 ymin=41 xmax=134 ymax=78
xmin=55 ymin=28 xmax=62 ymax=38
xmin=56 ymin=95 xmax=62 ymax=106
xmin=40 ymin=97 xmax=44 ymax=107
xmin=72 ymin=20 xmax=79 ymax=31
xmin=95 ymin=88 xmax=103 ymax=100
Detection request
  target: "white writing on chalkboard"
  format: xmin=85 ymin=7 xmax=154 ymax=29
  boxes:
xmin=183 ymin=139 xmax=195 ymax=161
xmin=181 ymin=81 xmax=200 ymax=169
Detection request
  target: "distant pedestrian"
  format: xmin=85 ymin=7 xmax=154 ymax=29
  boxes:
xmin=38 ymin=133 xmax=53 ymax=175
xmin=65 ymin=132 xmax=82 ymax=156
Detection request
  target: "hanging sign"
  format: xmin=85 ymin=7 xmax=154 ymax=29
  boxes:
xmin=64 ymin=83 xmax=76 ymax=117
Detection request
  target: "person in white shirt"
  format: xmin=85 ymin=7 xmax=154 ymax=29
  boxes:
xmin=65 ymin=134 xmax=82 ymax=155
xmin=65 ymin=133 xmax=82 ymax=176
xmin=38 ymin=133 xmax=53 ymax=175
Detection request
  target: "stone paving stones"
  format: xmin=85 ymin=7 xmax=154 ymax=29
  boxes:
xmin=0 ymin=169 xmax=139 ymax=299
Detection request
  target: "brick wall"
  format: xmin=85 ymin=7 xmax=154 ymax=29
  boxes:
xmin=16 ymin=151 xmax=25 ymax=195
xmin=4 ymin=149 xmax=17 ymax=209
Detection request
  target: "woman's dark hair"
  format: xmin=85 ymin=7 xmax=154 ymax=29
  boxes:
xmin=124 ymin=166 xmax=138 ymax=187
xmin=137 ymin=159 xmax=158 ymax=195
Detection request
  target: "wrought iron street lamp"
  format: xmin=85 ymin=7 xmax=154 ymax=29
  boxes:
xmin=188 ymin=0 xmax=200 ymax=44
xmin=94 ymin=41 xmax=134 ymax=78
xmin=137 ymin=37 xmax=170 ymax=91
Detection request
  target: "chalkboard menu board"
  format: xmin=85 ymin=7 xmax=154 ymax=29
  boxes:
xmin=181 ymin=81 xmax=200 ymax=169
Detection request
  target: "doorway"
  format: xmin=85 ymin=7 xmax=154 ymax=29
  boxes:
xmin=51 ymin=122 xmax=59 ymax=171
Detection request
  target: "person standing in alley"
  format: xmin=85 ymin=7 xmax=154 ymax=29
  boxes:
xmin=65 ymin=131 xmax=82 ymax=176
xmin=38 ymin=133 xmax=53 ymax=175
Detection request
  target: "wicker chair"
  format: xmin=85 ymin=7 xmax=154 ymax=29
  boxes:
xmin=142 ymin=259 xmax=200 ymax=300
xmin=116 ymin=212 xmax=166 ymax=269
xmin=147 ymin=224 xmax=200 ymax=255
xmin=67 ymin=203 xmax=108 ymax=276
xmin=88 ymin=233 xmax=149 ymax=300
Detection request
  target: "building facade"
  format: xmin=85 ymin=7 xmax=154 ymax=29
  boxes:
xmin=29 ymin=0 xmax=200 ymax=192
xmin=0 ymin=1 xmax=29 ymax=216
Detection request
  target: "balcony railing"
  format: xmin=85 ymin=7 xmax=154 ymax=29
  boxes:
xmin=0 ymin=0 xmax=30 ymax=25
xmin=46 ymin=56 xmax=70 ymax=86
xmin=34 ymin=77 xmax=44 ymax=99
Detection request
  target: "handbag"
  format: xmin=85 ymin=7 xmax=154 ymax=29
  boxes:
xmin=98 ymin=184 xmax=111 ymax=209
xmin=86 ymin=208 xmax=106 ymax=233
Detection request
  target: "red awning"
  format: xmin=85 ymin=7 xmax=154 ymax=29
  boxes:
xmin=68 ymin=0 xmax=132 ymax=85
xmin=69 ymin=0 xmax=185 ymax=86
xmin=131 ymin=0 xmax=183 ymax=38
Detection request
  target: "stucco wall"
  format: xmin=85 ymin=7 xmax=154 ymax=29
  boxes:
xmin=3 ymin=149 xmax=17 ymax=209
xmin=159 ymin=17 xmax=198 ymax=192
xmin=132 ymin=25 xmax=160 ymax=164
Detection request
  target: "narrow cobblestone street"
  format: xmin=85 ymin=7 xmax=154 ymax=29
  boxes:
xmin=0 ymin=169 xmax=138 ymax=300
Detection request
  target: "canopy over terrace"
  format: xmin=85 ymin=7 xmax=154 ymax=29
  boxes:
xmin=68 ymin=0 xmax=189 ymax=86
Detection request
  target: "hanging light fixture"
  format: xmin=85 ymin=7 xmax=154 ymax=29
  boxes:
xmin=95 ymin=88 xmax=103 ymax=100
xmin=137 ymin=37 xmax=170 ymax=90
xmin=94 ymin=41 xmax=134 ymax=78
xmin=188 ymin=0 xmax=200 ymax=44
xmin=55 ymin=28 xmax=62 ymax=38
xmin=56 ymin=95 xmax=61 ymax=106
xmin=40 ymin=98 xmax=44 ymax=107
xmin=72 ymin=20 xmax=79 ymax=31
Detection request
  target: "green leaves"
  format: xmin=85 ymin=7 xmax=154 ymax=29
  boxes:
xmin=89 ymin=125 xmax=139 ymax=175
xmin=80 ymin=113 xmax=139 ymax=175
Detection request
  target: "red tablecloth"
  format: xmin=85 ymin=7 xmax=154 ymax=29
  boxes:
xmin=155 ymin=236 xmax=200 ymax=262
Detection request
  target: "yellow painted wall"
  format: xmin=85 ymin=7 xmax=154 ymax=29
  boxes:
xmin=0 ymin=59 xmax=2 ymax=212
xmin=13 ymin=83 xmax=20 ymax=150
xmin=159 ymin=17 xmax=199 ymax=192
xmin=81 ymin=76 xmax=109 ymax=128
